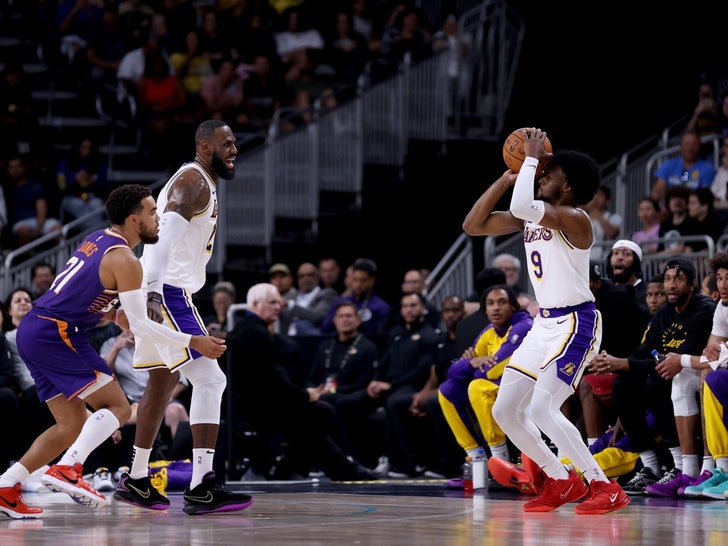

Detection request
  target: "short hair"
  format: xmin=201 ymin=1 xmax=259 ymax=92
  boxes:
xmin=549 ymin=150 xmax=600 ymax=206
xmin=333 ymin=300 xmax=358 ymax=315
xmin=195 ymin=119 xmax=228 ymax=146
xmin=693 ymin=187 xmax=715 ymax=212
xmin=352 ymin=258 xmax=377 ymax=276
xmin=480 ymin=284 xmax=519 ymax=311
xmin=494 ymin=253 xmax=521 ymax=271
xmin=246 ymin=282 xmax=277 ymax=306
xmin=665 ymin=185 xmax=691 ymax=203
xmin=710 ymin=252 xmax=728 ymax=274
xmin=31 ymin=262 xmax=54 ymax=277
xmin=213 ymin=281 xmax=236 ymax=300
xmin=105 ymin=184 xmax=152 ymax=225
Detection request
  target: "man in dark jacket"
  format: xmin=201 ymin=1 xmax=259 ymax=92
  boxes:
xmin=226 ymin=283 xmax=377 ymax=481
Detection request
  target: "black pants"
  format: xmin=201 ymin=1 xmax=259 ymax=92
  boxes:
xmin=612 ymin=369 xmax=678 ymax=454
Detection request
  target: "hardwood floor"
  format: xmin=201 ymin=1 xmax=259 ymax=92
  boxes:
xmin=2 ymin=478 xmax=725 ymax=545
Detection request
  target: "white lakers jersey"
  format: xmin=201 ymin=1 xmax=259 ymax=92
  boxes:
xmin=141 ymin=162 xmax=218 ymax=294
xmin=522 ymin=212 xmax=594 ymax=309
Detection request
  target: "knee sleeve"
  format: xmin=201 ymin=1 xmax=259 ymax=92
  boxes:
xmin=182 ymin=357 xmax=226 ymax=425
xmin=671 ymin=369 xmax=700 ymax=416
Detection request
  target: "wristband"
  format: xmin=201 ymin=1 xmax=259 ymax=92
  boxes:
xmin=148 ymin=296 xmax=163 ymax=304
xmin=680 ymin=354 xmax=691 ymax=369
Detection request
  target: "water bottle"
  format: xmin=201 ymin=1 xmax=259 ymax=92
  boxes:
xmin=472 ymin=455 xmax=487 ymax=490
xmin=651 ymin=349 xmax=665 ymax=363
xmin=462 ymin=456 xmax=474 ymax=494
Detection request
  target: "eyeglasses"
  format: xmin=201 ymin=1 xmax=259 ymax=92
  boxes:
xmin=265 ymin=300 xmax=282 ymax=306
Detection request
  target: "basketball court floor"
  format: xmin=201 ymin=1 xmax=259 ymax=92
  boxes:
xmin=2 ymin=478 xmax=726 ymax=546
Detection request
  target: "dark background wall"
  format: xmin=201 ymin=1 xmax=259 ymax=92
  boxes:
xmin=226 ymin=1 xmax=728 ymax=306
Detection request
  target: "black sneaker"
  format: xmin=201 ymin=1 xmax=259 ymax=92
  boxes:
xmin=622 ymin=467 xmax=660 ymax=495
xmin=183 ymin=471 xmax=254 ymax=515
xmin=113 ymin=473 xmax=170 ymax=511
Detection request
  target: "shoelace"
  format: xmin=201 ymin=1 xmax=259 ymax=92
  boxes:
xmin=654 ymin=469 xmax=679 ymax=484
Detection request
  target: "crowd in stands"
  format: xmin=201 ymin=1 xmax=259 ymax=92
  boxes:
xmin=0 ymin=0 xmax=456 ymax=252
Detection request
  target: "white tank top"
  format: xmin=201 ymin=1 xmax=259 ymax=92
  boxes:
xmin=142 ymin=162 xmax=218 ymax=294
xmin=523 ymin=211 xmax=594 ymax=309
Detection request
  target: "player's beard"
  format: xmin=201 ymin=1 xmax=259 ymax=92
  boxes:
xmin=140 ymin=225 xmax=160 ymax=245
xmin=212 ymin=153 xmax=235 ymax=180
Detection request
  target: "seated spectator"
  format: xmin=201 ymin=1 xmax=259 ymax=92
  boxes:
xmin=202 ymin=281 xmax=237 ymax=340
xmin=3 ymin=155 xmax=62 ymax=247
xmin=200 ymin=57 xmax=245 ymax=124
xmin=439 ymin=285 xmax=533 ymax=486
xmin=384 ymin=268 xmax=441 ymax=330
xmin=631 ymin=196 xmax=662 ymax=254
xmin=30 ymin=262 xmax=55 ymax=300
xmin=683 ymin=187 xmax=726 ymax=252
xmin=306 ymin=301 xmax=379 ymax=461
xmin=686 ymin=79 xmax=720 ymax=141
xmin=85 ymin=4 xmax=130 ymax=88
xmin=226 ymin=283 xmax=378 ymax=481
xmin=493 ymin=253 xmax=528 ymax=296
xmin=239 ymin=53 xmax=285 ymax=132
xmin=137 ymin=48 xmax=188 ymax=169
xmin=274 ymin=6 xmax=324 ymax=63
xmin=279 ymin=262 xmax=338 ymax=336
xmin=323 ymin=9 xmax=370 ymax=84
xmin=318 ymin=257 xmax=344 ymax=294
xmin=3 ymin=288 xmax=54 ymax=465
xmin=169 ymin=30 xmax=214 ymax=122
xmin=701 ymin=272 xmax=720 ymax=302
xmin=321 ymin=258 xmax=390 ymax=336
xmin=56 ymin=137 xmax=109 ymax=230
xmin=585 ymin=185 xmax=622 ymax=261
xmin=456 ymin=267 xmax=506 ymax=353
xmin=657 ymin=185 xmax=698 ymax=254
xmin=367 ymin=292 xmax=439 ymax=477
xmin=651 ymin=128 xmax=717 ymax=210
xmin=710 ymin=136 xmax=728 ymax=219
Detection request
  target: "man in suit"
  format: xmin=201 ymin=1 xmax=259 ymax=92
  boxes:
xmin=279 ymin=262 xmax=339 ymax=336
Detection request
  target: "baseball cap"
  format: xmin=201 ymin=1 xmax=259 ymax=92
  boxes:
xmin=269 ymin=263 xmax=291 ymax=276
xmin=611 ymin=239 xmax=643 ymax=261
xmin=664 ymin=257 xmax=696 ymax=282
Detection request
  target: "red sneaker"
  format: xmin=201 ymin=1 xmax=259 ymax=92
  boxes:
xmin=523 ymin=468 xmax=588 ymax=512
xmin=0 ymin=483 xmax=43 ymax=519
xmin=519 ymin=452 xmax=546 ymax=494
xmin=575 ymin=479 xmax=631 ymax=514
xmin=41 ymin=463 xmax=107 ymax=508
xmin=487 ymin=457 xmax=539 ymax=495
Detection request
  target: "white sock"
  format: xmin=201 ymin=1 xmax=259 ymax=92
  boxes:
xmin=190 ymin=448 xmax=214 ymax=489
xmin=668 ymin=447 xmax=682 ymax=471
xmin=681 ymin=454 xmax=699 ymax=478
xmin=639 ymin=450 xmax=660 ymax=474
xmin=489 ymin=442 xmax=510 ymax=461
xmin=701 ymin=456 xmax=715 ymax=474
xmin=130 ymin=447 xmax=153 ymax=479
xmin=58 ymin=408 xmax=120 ymax=467
xmin=0 ymin=462 xmax=30 ymax=488
xmin=466 ymin=447 xmax=485 ymax=459
xmin=716 ymin=457 xmax=728 ymax=472
xmin=587 ymin=438 xmax=598 ymax=447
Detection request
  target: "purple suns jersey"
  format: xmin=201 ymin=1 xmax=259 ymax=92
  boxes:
xmin=32 ymin=228 xmax=129 ymax=331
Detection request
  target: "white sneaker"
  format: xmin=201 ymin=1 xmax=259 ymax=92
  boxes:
xmin=113 ymin=466 xmax=129 ymax=483
xmin=92 ymin=467 xmax=115 ymax=492
xmin=374 ymin=456 xmax=390 ymax=476
xmin=22 ymin=465 xmax=50 ymax=493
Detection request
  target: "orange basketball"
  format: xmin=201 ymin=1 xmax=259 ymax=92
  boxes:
xmin=502 ymin=127 xmax=553 ymax=175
